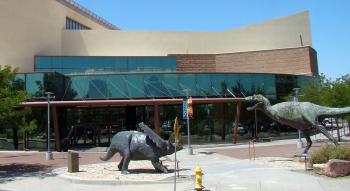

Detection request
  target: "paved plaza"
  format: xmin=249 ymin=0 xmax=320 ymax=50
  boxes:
xmin=0 ymin=137 xmax=349 ymax=191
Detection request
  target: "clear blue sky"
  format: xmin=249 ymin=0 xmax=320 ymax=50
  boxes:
xmin=76 ymin=0 xmax=350 ymax=80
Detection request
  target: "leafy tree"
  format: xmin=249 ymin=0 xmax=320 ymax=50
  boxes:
xmin=299 ymin=74 xmax=331 ymax=105
xmin=0 ymin=65 xmax=36 ymax=150
xmin=301 ymin=73 xmax=350 ymax=107
xmin=301 ymin=73 xmax=350 ymax=121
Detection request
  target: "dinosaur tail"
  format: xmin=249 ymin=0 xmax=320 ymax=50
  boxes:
xmin=100 ymin=147 xmax=116 ymax=161
xmin=319 ymin=107 xmax=350 ymax=117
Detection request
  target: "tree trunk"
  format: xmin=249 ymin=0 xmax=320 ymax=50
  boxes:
xmin=12 ymin=128 xmax=18 ymax=150
xmin=23 ymin=131 xmax=28 ymax=150
xmin=23 ymin=131 xmax=26 ymax=150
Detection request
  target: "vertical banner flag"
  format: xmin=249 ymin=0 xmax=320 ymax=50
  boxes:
xmin=183 ymin=98 xmax=193 ymax=119
xmin=187 ymin=97 xmax=193 ymax=119
xmin=183 ymin=98 xmax=187 ymax=119
xmin=173 ymin=117 xmax=179 ymax=145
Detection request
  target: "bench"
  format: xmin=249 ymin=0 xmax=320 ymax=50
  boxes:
xmin=259 ymin=137 xmax=273 ymax=142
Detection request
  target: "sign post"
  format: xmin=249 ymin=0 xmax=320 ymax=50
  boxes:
xmin=183 ymin=98 xmax=193 ymax=155
xmin=45 ymin=92 xmax=54 ymax=160
xmin=173 ymin=117 xmax=179 ymax=191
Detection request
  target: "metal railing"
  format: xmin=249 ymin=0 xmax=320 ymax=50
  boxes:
xmin=56 ymin=0 xmax=119 ymax=30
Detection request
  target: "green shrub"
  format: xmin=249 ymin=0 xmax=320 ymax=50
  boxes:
xmin=310 ymin=144 xmax=350 ymax=164
xmin=330 ymin=145 xmax=350 ymax=161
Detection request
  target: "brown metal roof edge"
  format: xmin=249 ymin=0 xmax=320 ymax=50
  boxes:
xmin=56 ymin=0 xmax=119 ymax=30
xmin=19 ymin=97 xmax=246 ymax=108
xmin=64 ymin=71 xmax=316 ymax=77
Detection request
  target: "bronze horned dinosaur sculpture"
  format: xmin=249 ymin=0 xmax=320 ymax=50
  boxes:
xmin=100 ymin=122 xmax=182 ymax=174
xmin=245 ymin=94 xmax=350 ymax=153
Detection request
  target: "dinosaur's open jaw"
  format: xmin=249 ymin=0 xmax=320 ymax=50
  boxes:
xmin=247 ymin=102 xmax=261 ymax=111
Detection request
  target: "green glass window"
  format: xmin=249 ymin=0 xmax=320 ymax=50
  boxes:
xmin=179 ymin=74 xmax=196 ymax=96
xmin=35 ymin=56 xmax=176 ymax=74
xmin=196 ymin=74 xmax=212 ymax=96
xmin=107 ymin=75 xmax=129 ymax=98
xmin=37 ymin=73 xmax=314 ymax=100
xmin=144 ymin=74 xmax=165 ymax=97
xmin=162 ymin=74 xmax=179 ymax=97
xmin=126 ymin=75 xmax=145 ymax=97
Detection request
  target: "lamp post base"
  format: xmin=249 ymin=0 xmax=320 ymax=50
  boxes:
xmin=46 ymin=151 xmax=53 ymax=160
xmin=297 ymin=140 xmax=304 ymax=148
xmin=188 ymin=147 xmax=193 ymax=155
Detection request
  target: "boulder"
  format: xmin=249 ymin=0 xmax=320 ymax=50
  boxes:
xmin=314 ymin=159 xmax=350 ymax=177
xmin=313 ymin=163 xmax=326 ymax=175
xmin=324 ymin=159 xmax=350 ymax=177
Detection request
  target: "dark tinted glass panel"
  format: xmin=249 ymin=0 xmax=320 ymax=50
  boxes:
xmin=25 ymin=73 xmax=44 ymax=96
xmin=35 ymin=56 xmax=176 ymax=74
xmin=196 ymin=74 xmax=211 ymax=96
xmin=45 ymin=73 xmax=314 ymax=100
xmin=107 ymin=75 xmax=129 ymax=98
xmin=13 ymin=74 xmax=25 ymax=90
xmin=126 ymin=75 xmax=145 ymax=97
xmin=162 ymin=74 xmax=179 ymax=97
xmin=87 ymin=76 xmax=109 ymax=99
xmin=211 ymin=74 xmax=226 ymax=96
xmin=275 ymin=75 xmax=298 ymax=100
xmin=66 ymin=17 xmax=90 ymax=30
xmin=69 ymin=76 xmax=89 ymax=99
xmin=178 ymin=74 xmax=196 ymax=96
xmin=144 ymin=74 xmax=165 ymax=97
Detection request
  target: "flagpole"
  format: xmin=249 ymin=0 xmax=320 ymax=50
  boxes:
xmin=174 ymin=141 xmax=177 ymax=191
xmin=173 ymin=117 xmax=179 ymax=191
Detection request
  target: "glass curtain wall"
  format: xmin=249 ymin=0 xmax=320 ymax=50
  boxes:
xmin=64 ymin=73 xmax=303 ymax=100
xmin=35 ymin=56 xmax=177 ymax=74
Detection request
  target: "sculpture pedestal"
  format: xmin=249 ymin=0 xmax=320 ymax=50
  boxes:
xmin=68 ymin=151 xmax=79 ymax=173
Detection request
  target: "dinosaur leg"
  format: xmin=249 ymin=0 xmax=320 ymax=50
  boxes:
xmin=118 ymin=157 xmax=124 ymax=171
xmin=302 ymin=130 xmax=312 ymax=154
xmin=121 ymin=153 xmax=131 ymax=174
xmin=151 ymin=159 xmax=168 ymax=173
xmin=315 ymin=124 xmax=338 ymax=145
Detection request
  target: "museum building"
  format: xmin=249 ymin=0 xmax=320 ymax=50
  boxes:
xmin=0 ymin=0 xmax=318 ymax=151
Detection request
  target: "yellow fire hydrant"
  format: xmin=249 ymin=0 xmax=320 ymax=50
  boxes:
xmin=195 ymin=165 xmax=204 ymax=191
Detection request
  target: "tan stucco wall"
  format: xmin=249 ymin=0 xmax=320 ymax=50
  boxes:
xmin=0 ymin=0 xmax=111 ymax=73
xmin=62 ymin=11 xmax=311 ymax=56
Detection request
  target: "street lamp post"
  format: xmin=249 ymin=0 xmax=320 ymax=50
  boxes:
xmin=45 ymin=92 xmax=54 ymax=160
xmin=293 ymin=88 xmax=304 ymax=148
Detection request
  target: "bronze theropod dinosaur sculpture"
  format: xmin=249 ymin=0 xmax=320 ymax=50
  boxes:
xmin=100 ymin=122 xmax=182 ymax=174
xmin=245 ymin=94 xmax=350 ymax=153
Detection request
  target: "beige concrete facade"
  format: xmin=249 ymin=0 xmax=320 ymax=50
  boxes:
xmin=0 ymin=0 xmax=313 ymax=74
xmin=62 ymin=11 xmax=311 ymax=56
xmin=0 ymin=0 xmax=113 ymax=73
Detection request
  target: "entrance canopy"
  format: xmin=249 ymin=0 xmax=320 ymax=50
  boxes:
xmin=20 ymin=97 xmax=246 ymax=108
xmin=19 ymin=97 xmax=246 ymax=151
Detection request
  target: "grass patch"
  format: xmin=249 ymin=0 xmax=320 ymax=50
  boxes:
xmin=310 ymin=144 xmax=350 ymax=164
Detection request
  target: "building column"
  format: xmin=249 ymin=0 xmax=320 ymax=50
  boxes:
xmin=154 ymin=104 xmax=161 ymax=134
xmin=52 ymin=106 xmax=61 ymax=152
xmin=233 ymin=102 xmax=242 ymax=144
xmin=255 ymin=109 xmax=258 ymax=138
xmin=221 ymin=104 xmax=227 ymax=140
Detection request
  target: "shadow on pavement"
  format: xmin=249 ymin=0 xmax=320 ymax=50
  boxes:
xmin=0 ymin=163 xmax=53 ymax=183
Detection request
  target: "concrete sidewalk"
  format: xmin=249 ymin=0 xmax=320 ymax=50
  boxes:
xmin=1 ymin=138 xmax=349 ymax=191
